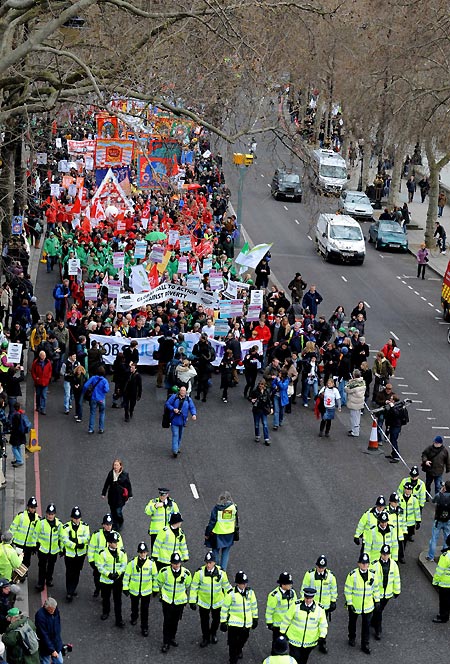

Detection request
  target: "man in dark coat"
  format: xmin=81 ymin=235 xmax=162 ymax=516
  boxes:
xmin=35 ymin=597 xmax=63 ymax=664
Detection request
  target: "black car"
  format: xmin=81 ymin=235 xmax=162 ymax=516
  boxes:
xmin=271 ymin=169 xmax=302 ymax=202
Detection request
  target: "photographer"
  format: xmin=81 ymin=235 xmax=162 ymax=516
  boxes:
xmin=376 ymin=396 xmax=409 ymax=463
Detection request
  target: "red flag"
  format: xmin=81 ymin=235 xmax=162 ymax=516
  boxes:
xmin=81 ymin=216 xmax=91 ymax=233
xmin=148 ymin=264 xmax=159 ymax=290
xmin=71 ymin=197 xmax=81 ymax=215
xmin=141 ymin=200 xmax=150 ymax=220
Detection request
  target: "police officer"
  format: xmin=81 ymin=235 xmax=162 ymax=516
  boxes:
xmin=364 ymin=512 xmax=397 ymax=562
xmin=280 ymin=587 xmax=328 ymax=664
xmin=265 ymin=572 xmax=297 ymax=651
xmin=388 ymin=492 xmax=406 ymax=564
xmin=344 ymin=552 xmax=379 ymax=654
xmin=399 ymin=482 xmax=421 ymax=549
xmin=123 ymin=541 xmax=157 ymax=637
xmin=398 ymin=465 xmax=426 ymax=509
xmin=432 ymin=533 xmax=450 ymax=623
xmin=62 ymin=506 xmax=90 ymax=601
xmin=34 ymin=503 xmax=63 ymax=592
xmin=427 ymin=480 xmax=450 ymax=562
xmin=9 ymin=496 xmax=38 ymax=568
xmin=144 ymin=488 xmax=179 ymax=552
xmin=87 ymin=514 xmax=123 ymax=597
xmin=190 ymin=550 xmax=231 ymax=647
xmin=262 ymin=635 xmax=297 ymax=664
xmin=301 ymin=556 xmax=337 ymax=654
xmin=220 ymin=571 xmax=258 ymax=664
xmin=371 ymin=544 xmax=401 ymax=639
xmin=354 ymin=496 xmax=387 ymax=549
xmin=97 ymin=531 xmax=127 ymax=627
xmin=152 ymin=512 xmax=189 ymax=571
xmin=157 ymin=552 xmax=192 ymax=653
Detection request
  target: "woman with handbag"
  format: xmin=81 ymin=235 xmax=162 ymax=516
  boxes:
xmin=416 ymin=243 xmax=429 ymax=279
xmin=101 ymin=459 xmax=133 ymax=531
xmin=250 ymin=379 xmax=272 ymax=445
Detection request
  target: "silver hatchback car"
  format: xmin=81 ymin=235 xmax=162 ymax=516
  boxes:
xmin=338 ymin=190 xmax=373 ymax=220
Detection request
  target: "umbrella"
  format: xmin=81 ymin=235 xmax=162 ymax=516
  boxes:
xmin=145 ymin=231 xmax=167 ymax=241
xmin=187 ymin=183 xmax=202 ymax=190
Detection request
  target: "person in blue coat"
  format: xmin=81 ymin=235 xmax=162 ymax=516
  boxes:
xmin=81 ymin=366 xmax=110 ymax=434
xmin=271 ymin=370 xmax=290 ymax=432
xmin=302 ymin=285 xmax=323 ymax=318
xmin=165 ymin=386 xmax=197 ymax=458
xmin=35 ymin=597 xmax=63 ymax=664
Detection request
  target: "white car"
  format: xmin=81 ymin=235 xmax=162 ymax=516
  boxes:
xmin=338 ymin=190 xmax=373 ymax=220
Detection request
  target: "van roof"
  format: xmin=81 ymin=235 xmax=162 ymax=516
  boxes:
xmin=313 ymin=149 xmax=346 ymax=165
xmin=319 ymin=213 xmax=361 ymax=227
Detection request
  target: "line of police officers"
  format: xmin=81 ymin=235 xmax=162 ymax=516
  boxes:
xmin=5 ymin=477 xmax=450 ymax=662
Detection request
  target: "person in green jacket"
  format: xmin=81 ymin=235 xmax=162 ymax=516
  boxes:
xmin=280 ymin=586 xmax=327 ymax=664
xmin=157 ymin=552 xmax=192 ymax=653
xmin=43 ymin=232 xmax=60 ymax=273
xmin=344 ymin=552 xmax=380 ymax=654
xmin=371 ymin=544 xmax=401 ymax=639
xmin=265 ymin=572 xmax=297 ymax=651
xmin=144 ymin=487 xmax=180 ymax=552
xmin=0 ymin=532 xmax=22 ymax=581
xmin=3 ymin=608 xmax=39 ymax=663
xmin=262 ymin=635 xmax=297 ymax=664
xmin=220 ymin=571 xmax=258 ymax=664
xmin=432 ymin=533 xmax=450 ymax=623
xmin=301 ymin=556 xmax=337 ymax=654
xmin=123 ymin=541 xmax=157 ymax=637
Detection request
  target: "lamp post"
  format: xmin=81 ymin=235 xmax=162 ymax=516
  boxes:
xmin=233 ymin=152 xmax=253 ymax=247
xmin=357 ymin=139 xmax=365 ymax=192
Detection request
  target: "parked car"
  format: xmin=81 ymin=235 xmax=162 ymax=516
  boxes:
xmin=368 ymin=220 xmax=408 ymax=251
xmin=338 ymin=190 xmax=374 ymax=220
xmin=271 ymin=169 xmax=302 ymax=201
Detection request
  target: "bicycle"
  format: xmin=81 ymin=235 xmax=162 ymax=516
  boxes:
xmin=428 ymin=236 xmax=447 ymax=258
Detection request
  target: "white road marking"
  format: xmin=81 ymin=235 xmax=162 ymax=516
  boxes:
xmin=389 ymin=330 xmax=399 ymax=340
xmin=341 ymin=276 xmax=348 ymax=282
xmin=408 ymin=286 xmax=413 ymax=290
xmin=261 ymin=174 xmax=265 ymax=177
xmin=364 ymin=301 xmax=371 ymax=308
xmin=432 ymin=426 xmax=449 ymax=430
xmin=427 ymin=370 xmax=439 ymax=381
xmin=428 ymin=278 xmax=441 ymax=281
xmin=392 ymin=376 xmax=404 ymax=380
xmin=397 ymin=384 xmax=408 ymax=387
xmin=401 ymin=280 xmax=406 ymax=284
xmin=267 ymin=183 xmax=271 ymax=187
xmin=436 ymin=308 xmax=442 ymax=313
xmin=414 ymin=291 xmax=420 ymax=295
xmin=402 ymin=392 xmax=418 ymax=395
xmin=283 ymin=205 xmax=288 ymax=211
xmin=421 ymin=296 xmax=426 ymax=301
xmin=416 ymin=408 xmax=432 ymax=412
xmin=411 ymin=400 xmax=423 ymax=403
xmin=396 ymin=276 xmax=401 ymax=279
xmin=427 ymin=417 xmax=437 ymax=420
xmin=428 ymin=302 xmax=434 ymax=307
xmin=190 ymin=483 xmax=199 ymax=499
xmin=379 ymin=255 xmax=384 ymax=259
xmin=307 ymin=234 xmax=312 ymax=240
xmin=295 ymin=220 xmax=300 ymax=225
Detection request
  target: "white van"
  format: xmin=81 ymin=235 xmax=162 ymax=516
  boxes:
xmin=311 ymin=148 xmax=348 ymax=195
xmin=315 ymin=213 xmax=365 ymax=265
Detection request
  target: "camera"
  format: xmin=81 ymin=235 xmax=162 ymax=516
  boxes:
xmin=61 ymin=644 xmax=73 ymax=656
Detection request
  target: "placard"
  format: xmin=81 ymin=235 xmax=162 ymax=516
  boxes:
xmin=6 ymin=343 xmax=22 ymax=364
xmin=11 ymin=216 xmax=23 ymax=235
xmin=68 ymin=184 xmax=77 ymax=198
xmin=149 ymin=244 xmax=164 ymax=263
xmin=36 ymin=152 xmax=47 ymax=165
xmin=168 ymin=230 xmax=179 ymax=245
xmin=209 ymin=270 xmax=223 ymax=291
xmin=133 ymin=241 xmax=147 ymax=260
xmin=222 ymin=280 xmax=237 ymax=299
xmin=178 ymin=257 xmax=187 ymax=274
xmin=113 ymin=251 xmax=125 ymax=268
xmin=55 ymin=138 xmax=62 ymax=148
xmin=214 ymin=319 xmax=230 ymax=337
xmin=220 ymin=299 xmax=244 ymax=317
xmin=68 ymin=258 xmax=81 ymax=275
xmin=186 ymin=274 xmax=201 ymax=288
xmin=107 ymin=280 xmax=121 ymax=298
xmin=179 ymin=235 xmax=192 ymax=253
xmin=116 ymin=218 xmax=126 ymax=232
xmin=202 ymin=257 xmax=212 ymax=273
xmin=84 ymin=283 xmax=98 ymax=299
xmin=246 ymin=304 xmax=261 ymax=321
xmin=50 ymin=184 xmax=60 ymax=197
xmin=250 ymin=290 xmax=264 ymax=307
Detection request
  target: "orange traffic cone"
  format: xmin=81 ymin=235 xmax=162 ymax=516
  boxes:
xmin=367 ymin=420 xmax=379 ymax=452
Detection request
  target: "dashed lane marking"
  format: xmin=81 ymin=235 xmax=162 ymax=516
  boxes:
xmin=414 ymin=291 xmax=420 ymax=295
xmin=421 ymin=296 xmax=426 ymax=301
xmin=401 ymin=280 xmax=406 ymax=284
xmin=389 ymin=330 xmax=399 ymax=340
xmin=295 ymin=219 xmax=300 ymax=225
xmin=428 ymin=302 xmax=434 ymax=307
xmin=432 ymin=426 xmax=449 ymax=430
xmin=416 ymin=408 xmax=432 ymax=411
xmin=283 ymin=205 xmax=288 ymax=210
xmin=261 ymin=174 xmax=265 ymax=177
xmin=190 ymin=483 xmax=199 ymax=499
xmin=427 ymin=370 xmax=439 ymax=381
xmin=364 ymin=301 xmax=371 ymax=308
xmin=402 ymin=392 xmax=418 ymax=395
xmin=408 ymin=286 xmax=413 ymax=290
xmin=307 ymin=235 xmax=312 ymax=240
xmin=411 ymin=400 xmax=423 ymax=403
xmin=436 ymin=308 xmax=442 ymax=313
xmin=341 ymin=276 xmax=348 ymax=282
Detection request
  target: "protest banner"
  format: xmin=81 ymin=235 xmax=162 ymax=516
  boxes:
xmin=219 ymin=299 xmax=244 ymax=317
xmin=7 ymin=343 xmax=22 ymax=364
xmin=149 ymin=245 xmax=164 ymax=263
xmin=179 ymin=235 xmax=192 ymax=253
xmin=246 ymin=304 xmax=261 ymax=321
xmin=113 ymin=252 xmax=125 ymax=268
xmin=209 ymin=270 xmax=223 ymax=291
xmin=116 ymin=283 xmax=219 ymax=312
xmin=68 ymin=258 xmax=81 ymax=275
xmin=134 ymin=241 xmax=147 ymax=260
xmin=178 ymin=257 xmax=187 ymax=274
xmin=84 ymin=283 xmax=98 ymax=300
xmin=107 ymin=280 xmax=121 ymax=298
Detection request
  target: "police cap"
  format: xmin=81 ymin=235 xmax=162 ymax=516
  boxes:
xmin=27 ymin=496 xmax=38 ymax=508
xmin=380 ymin=544 xmax=391 ymax=555
xmin=171 ymin=552 xmax=181 ymax=564
xmin=378 ymin=512 xmax=389 ymax=523
xmin=389 ymin=492 xmax=399 ymax=503
xmin=102 ymin=514 xmax=113 ymax=525
xmin=375 ymin=495 xmax=386 ymax=507
xmin=235 ymin=571 xmax=248 ymax=584
xmin=303 ymin=587 xmax=317 ymax=598
xmin=158 ymin=487 xmax=170 ymax=495
xmin=273 ymin=636 xmax=289 ymax=655
xmin=169 ymin=512 xmax=183 ymax=525
xmin=71 ymin=506 xmax=81 ymax=519
xmin=316 ymin=555 xmax=327 ymax=568
xmin=137 ymin=542 xmax=148 ymax=553
xmin=106 ymin=531 xmax=119 ymax=544
xmin=410 ymin=465 xmax=419 ymax=478
xmin=359 ymin=552 xmax=370 ymax=564
xmin=46 ymin=503 xmax=56 ymax=515
xmin=205 ymin=551 xmax=216 ymax=562
xmin=277 ymin=572 xmax=293 ymax=585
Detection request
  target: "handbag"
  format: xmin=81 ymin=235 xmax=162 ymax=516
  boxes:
xmin=122 ymin=487 xmax=129 ymax=502
xmin=162 ymin=406 xmax=172 ymax=428
xmin=287 ymin=383 xmax=294 ymax=397
xmin=11 ymin=563 xmax=28 ymax=584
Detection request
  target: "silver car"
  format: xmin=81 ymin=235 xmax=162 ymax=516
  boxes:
xmin=338 ymin=190 xmax=374 ymax=220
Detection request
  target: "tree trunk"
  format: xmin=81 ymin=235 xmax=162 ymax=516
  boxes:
xmin=0 ymin=128 xmax=15 ymax=243
xmin=388 ymin=143 xmax=404 ymax=207
xmin=423 ymin=139 xmax=450 ymax=245
xmin=362 ymin=142 xmax=371 ymax=191
xmin=13 ymin=131 xmax=27 ymax=215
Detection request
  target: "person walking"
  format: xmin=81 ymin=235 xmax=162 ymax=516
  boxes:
xmin=263 ymin=635 xmax=297 ymax=664
xmin=363 ymin=512 xmax=397 ymax=562
xmin=34 ymin=504 xmax=63 ymax=593
xmin=418 ymin=176 xmax=430 ymax=202
xmin=190 ymin=550 xmax=231 ymax=647
xmin=432 ymin=533 xmax=450 ymax=623
xmin=250 ymin=380 xmax=272 ymax=446
xmin=219 ymin=349 xmax=235 ymax=403
xmin=438 ymin=191 xmax=447 ymax=217
xmin=53 ymin=279 xmax=70 ymax=321
xmin=35 ymin=597 xmax=64 ymax=664
xmin=345 ymin=369 xmax=366 ymax=438
xmin=87 ymin=514 xmax=123 ymax=598
xmin=144 ymin=488 xmax=180 ymax=553
xmin=31 ymin=351 xmax=52 ymax=415
xmin=157 ymin=552 xmax=192 ymax=653
xmin=82 ymin=366 xmax=109 ymax=434
xmin=388 ymin=493 xmax=407 ymax=564
xmin=62 ymin=351 xmax=78 ymax=414
xmin=156 ymin=332 xmax=175 ymax=389
xmin=422 ymin=435 xmax=450 ymax=496
xmin=434 ymin=221 xmax=447 ymax=254
xmin=220 ymin=571 xmax=258 ymax=664
xmin=123 ymin=362 xmax=142 ymax=422
xmin=61 ymin=506 xmax=90 ymax=601
xmin=101 ymin=459 xmax=133 ymax=531
xmin=152 ymin=512 xmax=189 ymax=571
xmin=123 ymin=541 xmax=157 ymax=637
xmin=344 ymin=552 xmax=379 ymax=655
xmin=426 ymin=481 xmax=450 ymax=562
xmin=398 ymin=465 xmax=426 ymax=510
xmin=3 ymin=608 xmax=39 ymax=664
xmin=265 ymin=572 xmax=297 ymax=652
xmin=399 ymin=482 xmax=422 ymax=551
xmin=164 ymin=386 xmax=197 ymax=458
xmin=371 ymin=544 xmax=401 ymax=640
xmin=416 ymin=243 xmax=429 ymax=279
xmin=381 ymin=338 xmax=400 ymax=377
xmin=271 ymin=369 xmax=289 ymax=432
xmin=406 ymin=175 xmax=416 ymax=203
xmin=301 ymin=556 xmax=337 ymax=654
xmin=384 ymin=395 xmax=406 ymax=463
xmin=280 ymin=586 xmax=328 ymax=664
xmin=192 ymin=333 xmax=215 ymax=402
xmin=9 ymin=496 xmax=38 ymax=568
xmin=97 ymin=531 xmax=127 ymax=627
xmin=9 ymin=402 xmax=29 ymax=467
xmin=204 ymin=492 xmax=239 ymax=571
xmin=71 ymin=365 xmax=86 ymax=423
xmin=302 ymin=285 xmax=323 ymax=319
xmin=318 ymin=378 xmax=341 ymax=438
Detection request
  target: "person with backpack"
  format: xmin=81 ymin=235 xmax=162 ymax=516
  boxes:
xmin=81 ymin=366 xmax=110 ymax=434
xmin=164 ymin=386 xmax=197 ymax=458
xmin=35 ymin=597 xmax=63 ymax=664
xmin=52 ymin=280 xmax=70 ymax=322
xmin=9 ymin=402 xmax=31 ymax=467
xmin=3 ymin=607 xmax=39 ymax=663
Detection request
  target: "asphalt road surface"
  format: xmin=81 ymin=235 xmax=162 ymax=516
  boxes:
xmin=22 ymin=130 xmax=450 ymax=664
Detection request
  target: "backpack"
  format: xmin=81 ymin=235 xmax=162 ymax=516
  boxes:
xmin=52 ymin=285 xmax=60 ymax=299
xmin=208 ymin=343 xmax=216 ymax=362
xmin=18 ymin=413 xmax=32 ymax=435
xmin=16 ymin=620 xmax=39 ymax=655
xmin=165 ymin=359 xmax=180 ymax=386
xmin=399 ymin=406 xmax=409 ymax=426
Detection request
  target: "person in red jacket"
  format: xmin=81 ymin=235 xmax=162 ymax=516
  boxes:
xmin=250 ymin=319 xmax=272 ymax=366
xmin=31 ymin=350 xmax=53 ymax=414
xmin=381 ymin=338 xmax=400 ymax=376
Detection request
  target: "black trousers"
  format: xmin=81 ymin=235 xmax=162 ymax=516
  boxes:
xmin=417 ymin=263 xmax=426 ymax=279
xmin=101 ymin=579 xmax=123 ymax=623
xmin=65 ymin=554 xmax=85 ymax=595
xmin=320 ymin=418 xmax=332 ymax=434
xmin=150 ymin=534 xmax=158 ymax=553
xmin=16 ymin=545 xmax=34 ymax=568
xmin=37 ymin=551 xmax=57 ymax=586
xmin=228 ymin=626 xmax=250 ymax=664
xmin=371 ymin=598 xmax=389 ymax=634
xmin=199 ymin=606 xmax=220 ymax=639
xmin=92 ymin=565 xmax=101 ymax=592
xmin=439 ymin=587 xmax=450 ymax=621
xmin=130 ymin=594 xmax=151 ymax=629
xmin=348 ymin=610 xmax=372 ymax=646
xmin=162 ymin=602 xmax=184 ymax=644
xmin=124 ymin=396 xmax=137 ymax=419
xmin=289 ymin=645 xmax=314 ymax=664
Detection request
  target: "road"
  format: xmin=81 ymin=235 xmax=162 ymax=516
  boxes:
xmin=22 ymin=129 xmax=450 ymax=664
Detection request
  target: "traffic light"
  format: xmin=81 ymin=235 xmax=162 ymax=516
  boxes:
xmin=244 ymin=154 xmax=254 ymax=166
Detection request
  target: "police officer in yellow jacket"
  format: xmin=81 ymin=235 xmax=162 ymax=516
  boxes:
xmin=388 ymin=492 xmax=406 ymax=564
xmin=344 ymin=552 xmax=380 ymax=654
xmin=354 ymin=496 xmax=387 ymax=549
xmin=157 ymin=552 xmax=192 ymax=653
xmin=97 ymin=531 xmax=128 ymax=627
xmin=220 ymin=571 xmax=258 ymax=664
xmin=123 ymin=541 xmax=157 ymax=637
xmin=371 ymin=544 xmax=401 ymax=639
xmin=265 ymin=572 xmax=297 ymax=651
xmin=9 ymin=496 xmax=38 ymax=568
xmin=364 ymin=512 xmax=397 ymax=562
xmin=144 ymin=488 xmax=180 ymax=552
xmin=190 ymin=550 xmax=231 ymax=647
xmin=301 ymin=556 xmax=337 ymax=654
xmin=87 ymin=514 xmax=123 ymax=597
xmin=432 ymin=533 xmax=450 ymax=623
xmin=62 ymin=506 xmax=90 ymax=601
xmin=399 ymin=482 xmax=422 ymax=548
xmin=280 ymin=587 xmax=327 ymax=664
xmin=152 ymin=512 xmax=189 ymax=571
xmin=262 ymin=635 xmax=298 ymax=664
xmin=398 ymin=465 xmax=426 ymax=509
xmin=34 ymin=503 xmax=63 ymax=592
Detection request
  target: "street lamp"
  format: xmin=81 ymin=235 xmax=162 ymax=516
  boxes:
xmin=357 ymin=139 xmax=365 ymax=192
xmin=233 ymin=152 xmax=254 ymax=247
